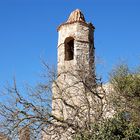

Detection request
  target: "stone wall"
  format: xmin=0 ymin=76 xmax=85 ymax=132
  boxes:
xmin=57 ymin=22 xmax=94 ymax=76
xmin=19 ymin=126 xmax=30 ymax=140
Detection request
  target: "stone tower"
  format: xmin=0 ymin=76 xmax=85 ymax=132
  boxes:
xmin=52 ymin=9 xmax=95 ymax=117
xmin=43 ymin=9 xmax=95 ymax=140
xmin=57 ymin=9 xmax=95 ymax=77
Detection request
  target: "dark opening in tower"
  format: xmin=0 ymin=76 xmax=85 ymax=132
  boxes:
xmin=65 ymin=37 xmax=74 ymax=61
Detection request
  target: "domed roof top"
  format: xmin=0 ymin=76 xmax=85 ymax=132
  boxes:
xmin=57 ymin=9 xmax=95 ymax=31
xmin=67 ymin=9 xmax=86 ymax=23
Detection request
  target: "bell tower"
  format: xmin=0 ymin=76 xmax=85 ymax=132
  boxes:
xmin=57 ymin=9 xmax=95 ymax=77
xmin=52 ymin=8 xmax=96 ymax=121
xmin=44 ymin=9 xmax=96 ymax=140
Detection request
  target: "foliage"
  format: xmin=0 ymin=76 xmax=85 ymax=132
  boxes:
xmin=74 ymin=113 xmax=140 ymax=140
xmin=110 ymin=63 xmax=140 ymax=126
xmin=74 ymin=63 xmax=140 ymax=140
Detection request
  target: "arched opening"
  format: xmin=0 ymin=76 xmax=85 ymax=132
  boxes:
xmin=64 ymin=37 xmax=74 ymax=61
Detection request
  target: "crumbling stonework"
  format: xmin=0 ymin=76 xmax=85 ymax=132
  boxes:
xmin=43 ymin=9 xmax=96 ymax=140
xmin=0 ymin=134 xmax=9 ymax=140
xmin=57 ymin=9 xmax=95 ymax=76
xmin=53 ymin=9 xmax=95 ymax=122
xmin=19 ymin=126 xmax=30 ymax=140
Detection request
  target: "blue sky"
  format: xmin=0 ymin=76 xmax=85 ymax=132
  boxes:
xmin=0 ymin=0 xmax=140 ymax=88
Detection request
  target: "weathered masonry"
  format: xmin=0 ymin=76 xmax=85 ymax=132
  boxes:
xmin=57 ymin=9 xmax=95 ymax=77
xmin=43 ymin=9 xmax=96 ymax=140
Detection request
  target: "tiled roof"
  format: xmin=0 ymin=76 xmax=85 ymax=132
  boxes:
xmin=67 ymin=9 xmax=86 ymax=23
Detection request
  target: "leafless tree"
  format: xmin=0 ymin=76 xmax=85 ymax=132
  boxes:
xmin=0 ymin=62 xmax=107 ymax=140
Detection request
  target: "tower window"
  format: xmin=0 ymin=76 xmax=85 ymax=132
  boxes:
xmin=65 ymin=37 xmax=74 ymax=61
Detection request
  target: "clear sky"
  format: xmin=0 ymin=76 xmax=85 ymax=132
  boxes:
xmin=0 ymin=0 xmax=140 ymax=88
